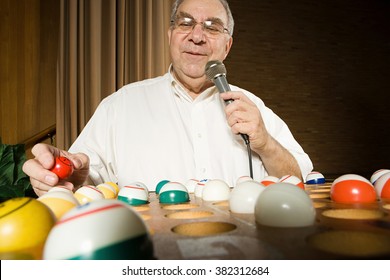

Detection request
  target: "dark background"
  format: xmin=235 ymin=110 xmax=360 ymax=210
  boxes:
xmin=225 ymin=0 xmax=390 ymax=180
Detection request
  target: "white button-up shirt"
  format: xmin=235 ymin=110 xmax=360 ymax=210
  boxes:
xmin=69 ymin=70 xmax=313 ymax=191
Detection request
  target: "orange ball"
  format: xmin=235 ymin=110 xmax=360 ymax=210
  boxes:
xmin=331 ymin=174 xmax=376 ymax=203
xmin=260 ymin=175 xmax=279 ymax=186
xmin=0 ymin=197 xmax=56 ymax=259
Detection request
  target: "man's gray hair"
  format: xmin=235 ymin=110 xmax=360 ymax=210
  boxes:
xmin=170 ymin=0 xmax=235 ymax=36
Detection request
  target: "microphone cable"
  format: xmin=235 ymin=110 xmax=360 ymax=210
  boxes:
xmin=244 ymin=137 xmax=254 ymax=179
xmin=205 ymin=60 xmax=254 ymax=179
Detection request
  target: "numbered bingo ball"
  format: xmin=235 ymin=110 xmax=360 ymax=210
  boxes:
xmin=305 ymin=171 xmax=326 ymax=185
xmin=105 ymin=182 xmax=120 ymax=197
xmin=74 ymin=185 xmax=104 ymax=205
xmin=43 ymin=200 xmax=154 ymax=259
xmin=96 ymin=183 xmax=116 ymax=199
xmin=155 ymin=180 xmax=170 ymax=194
xmin=0 ymin=198 xmax=55 ymax=259
xmin=255 ymin=183 xmax=316 ymax=227
xmin=129 ymin=181 xmax=149 ymax=193
xmin=184 ymin=179 xmax=199 ymax=193
xmin=159 ymin=182 xmax=189 ymax=204
xmin=194 ymin=179 xmax=209 ymax=198
xmin=229 ymin=180 xmax=266 ymax=214
xmin=48 ymin=186 xmax=74 ymax=194
xmin=370 ymin=169 xmax=390 ymax=185
xmin=236 ymin=175 xmax=254 ymax=186
xmin=331 ymin=174 xmax=376 ymax=203
xmin=50 ymin=156 xmax=74 ymax=180
xmin=279 ymin=175 xmax=305 ymax=189
xmin=38 ymin=190 xmax=79 ymax=220
xmin=202 ymin=179 xmax=231 ymax=201
xmin=117 ymin=185 xmax=149 ymax=206
xmin=260 ymin=175 xmax=279 ymax=186
xmin=374 ymin=172 xmax=390 ymax=199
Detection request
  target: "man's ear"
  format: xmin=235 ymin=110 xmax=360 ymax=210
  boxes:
xmin=224 ymin=36 xmax=233 ymax=59
xmin=167 ymin=28 xmax=172 ymax=45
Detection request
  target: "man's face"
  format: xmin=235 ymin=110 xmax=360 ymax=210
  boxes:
xmin=168 ymin=0 xmax=233 ymax=84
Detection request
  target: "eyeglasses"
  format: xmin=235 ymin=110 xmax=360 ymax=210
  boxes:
xmin=171 ymin=16 xmax=230 ymax=37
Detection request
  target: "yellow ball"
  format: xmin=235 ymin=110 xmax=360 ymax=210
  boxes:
xmin=38 ymin=191 xmax=79 ymax=220
xmin=105 ymin=182 xmax=120 ymax=197
xmin=74 ymin=185 xmax=104 ymax=205
xmin=0 ymin=197 xmax=56 ymax=259
xmin=96 ymin=183 xmax=116 ymax=199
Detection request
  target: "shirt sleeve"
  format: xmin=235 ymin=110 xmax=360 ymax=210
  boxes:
xmin=266 ymin=110 xmax=314 ymax=180
xmin=232 ymin=86 xmax=314 ymax=180
xmin=68 ymin=95 xmax=118 ymax=185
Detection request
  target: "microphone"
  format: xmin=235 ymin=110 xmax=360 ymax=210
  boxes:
xmin=205 ymin=60 xmax=250 ymax=145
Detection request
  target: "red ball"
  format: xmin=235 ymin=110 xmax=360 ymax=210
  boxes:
xmin=50 ymin=156 xmax=74 ymax=180
xmin=331 ymin=174 xmax=376 ymax=203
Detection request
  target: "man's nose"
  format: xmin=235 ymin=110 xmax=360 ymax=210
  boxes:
xmin=188 ymin=24 xmax=206 ymax=43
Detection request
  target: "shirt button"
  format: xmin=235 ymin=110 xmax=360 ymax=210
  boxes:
xmin=201 ymin=168 xmax=206 ymax=173
xmin=197 ymin=133 xmax=202 ymax=138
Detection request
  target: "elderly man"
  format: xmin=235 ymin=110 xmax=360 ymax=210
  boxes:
xmin=23 ymin=0 xmax=312 ymax=196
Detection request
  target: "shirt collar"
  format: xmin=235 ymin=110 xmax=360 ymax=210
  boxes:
xmin=168 ymin=64 xmax=219 ymax=103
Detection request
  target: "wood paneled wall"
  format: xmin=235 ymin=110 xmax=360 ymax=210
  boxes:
xmin=0 ymin=0 xmax=59 ymax=146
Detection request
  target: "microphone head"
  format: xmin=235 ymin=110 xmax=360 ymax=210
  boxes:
xmin=205 ymin=60 xmax=227 ymax=81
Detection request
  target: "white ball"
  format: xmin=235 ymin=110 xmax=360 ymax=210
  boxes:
xmin=117 ymin=184 xmax=149 ymax=206
xmin=202 ymin=179 xmax=231 ymax=201
xmin=374 ymin=172 xmax=390 ymax=199
xmin=255 ymin=182 xmax=316 ymax=227
xmin=305 ymin=171 xmax=325 ymax=184
xmin=229 ymin=180 xmax=266 ymax=214
xmin=370 ymin=169 xmax=390 ymax=184
xmin=184 ymin=179 xmax=199 ymax=193
xmin=278 ymin=175 xmax=305 ymax=189
xmin=127 ymin=181 xmax=149 ymax=194
xmin=43 ymin=200 xmax=153 ymax=259
xmin=194 ymin=179 xmax=209 ymax=198
xmin=159 ymin=181 xmax=188 ymax=193
xmin=159 ymin=182 xmax=189 ymax=204
xmin=48 ymin=186 xmax=74 ymax=194
xmin=235 ymin=175 xmax=254 ymax=186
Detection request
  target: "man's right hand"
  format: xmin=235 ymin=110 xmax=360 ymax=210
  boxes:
xmin=22 ymin=143 xmax=90 ymax=197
